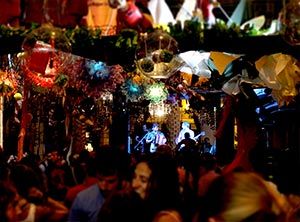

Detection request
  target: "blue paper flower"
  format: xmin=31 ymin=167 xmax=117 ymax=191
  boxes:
xmin=85 ymin=59 xmax=109 ymax=80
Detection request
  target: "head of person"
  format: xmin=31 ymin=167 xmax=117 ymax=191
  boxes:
xmin=132 ymin=159 xmax=151 ymax=200
xmin=152 ymin=123 xmax=159 ymax=132
xmin=182 ymin=122 xmax=190 ymax=129
xmin=204 ymin=137 xmax=210 ymax=144
xmin=9 ymin=164 xmax=44 ymax=204
xmin=95 ymin=147 xmax=127 ymax=198
xmin=0 ymin=182 xmax=21 ymax=222
xmin=196 ymin=172 xmax=295 ymax=222
xmin=98 ymin=188 xmax=146 ymax=222
xmin=132 ymin=153 xmax=181 ymax=213
xmin=184 ymin=132 xmax=191 ymax=139
xmin=142 ymin=124 xmax=148 ymax=132
xmin=198 ymin=152 xmax=217 ymax=173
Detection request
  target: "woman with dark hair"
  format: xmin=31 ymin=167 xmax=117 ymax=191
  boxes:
xmin=132 ymin=152 xmax=184 ymax=221
xmin=98 ymin=151 xmax=184 ymax=222
xmin=9 ymin=164 xmax=68 ymax=222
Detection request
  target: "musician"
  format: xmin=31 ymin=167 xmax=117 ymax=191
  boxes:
xmin=145 ymin=123 xmax=167 ymax=153
xmin=176 ymin=132 xmax=197 ymax=153
xmin=200 ymin=137 xmax=212 ymax=154
xmin=134 ymin=123 xmax=149 ymax=153
xmin=175 ymin=122 xmax=195 ymax=145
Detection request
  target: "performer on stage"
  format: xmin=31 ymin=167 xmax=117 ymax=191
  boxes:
xmin=176 ymin=132 xmax=197 ymax=153
xmin=176 ymin=121 xmax=206 ymax=145
xmin=175 ymin=121 xmax=195 ymax=145
xmin=134 ymin=123 xmax=150 ymax=153
xmin=145 ymin=123 xmax=167 ymax=153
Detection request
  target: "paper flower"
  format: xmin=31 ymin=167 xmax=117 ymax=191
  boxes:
xmin=85 ymin=59 xmax=109 ymax=81
xmin=121 ymin=79 xmax=144 ymax=101
xmin=145 ymin=82 xmax=168 ymax=103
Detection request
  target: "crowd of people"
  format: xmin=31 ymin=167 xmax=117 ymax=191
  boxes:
xmin=1 ymin=134 xmax=300 ymax=222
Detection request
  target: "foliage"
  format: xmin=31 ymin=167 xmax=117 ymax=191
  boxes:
xmin=0 ymin=20 xmax=265 ymax=58
xmin=65 ymin=26 xmax=102 ymax=53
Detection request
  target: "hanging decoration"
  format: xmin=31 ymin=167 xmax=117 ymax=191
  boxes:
xmin=85 ymin=59 xmax=109 ymax=81
xmin=145 ymin=82 xmax=168 ymax=103
xmin=96 ymin=92 xmax=114 ymax=129
xmin=121 ymin=78 xmax=145 ymax=102
xmin=54 ymin=74 xmax=69 ymax=88
xmin=20 ymin=24 xmax=71 ymax=89
xmin=255 ymin=53 xmax=300 ymax=106
xmin=136 ymin=29 xmax=184 ymax=79
xmin=0 ymin=70 xmax=18 ymax=96
xmin=178 ymin=51 xmax=212 ymax=77
xmin=58 ymin=53 xmax=127 ymax=98
xmin=148 ymin=100 xmax=171 ymax=119
xmin=280 ymin=0 xmax=300 ymax=46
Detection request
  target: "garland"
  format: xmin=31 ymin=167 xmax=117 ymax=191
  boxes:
xmin=23 ymin=67 xmax=55 ymax=88
xmin=0 ymin=20 xmax=266 ymax=56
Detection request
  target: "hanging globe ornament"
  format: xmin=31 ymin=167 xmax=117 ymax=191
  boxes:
xmin=136 ymin=29 xmax=184 ymax=79
xmin=280 ymin=0 xmax=300 ymax=46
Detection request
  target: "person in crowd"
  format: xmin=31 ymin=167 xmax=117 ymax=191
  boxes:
xmin=200 ymin=137 xmax=212 ymax=154
xmin=194 ymin=171 xmax=300 ymax=222
xmin=0 ymin=181 xmax=22 ymax=222
xmin=21 ymin=0 xmax=88 ymax=28
xmin=131 ymin=152 xmax=184 ymax=221
xmin=9 ymin=163 xmax=69 ymax=222
xmin=98 ymin=151 xmax=184 ymax=222
xmin=197 ymin=152 xmax=220 ymax=198
xmin=176 ymin=132 xmax=197 ymax=153
xmin=97 ymin=189 xmax=146 ymax=222
xmin=176 ymin=132 xmax=197 ymax=175
xmin=64 ymin=151 xmax=98 ymax=208
xmin=145 ymin=123 xmax=167 ymax=153
xmin=36 ymin=150 xmax=72 ymax=202
xmin=68 ymin=147 xmax=130 ymax=222
xmin=175 ymin=122 xmax=195 ymax=145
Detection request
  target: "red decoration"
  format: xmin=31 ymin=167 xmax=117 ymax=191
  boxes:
xmin=116 ymin=1 xmax=153 ymax=32
xmin=26 ymin=41 xmax=52 ymax=74
xmin=0 ymin=0 xmax=21 ymax=26
xmin=120 ymin=2 xmax=143 ymax=27
xmin=23 ymin=67 xmax=55 ymax=88
xmin=22 ymin=40 xmax=63 ymax=88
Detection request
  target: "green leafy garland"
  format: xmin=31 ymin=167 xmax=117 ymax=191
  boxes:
xmin=0 ymin=20 xmax=262 ymax=56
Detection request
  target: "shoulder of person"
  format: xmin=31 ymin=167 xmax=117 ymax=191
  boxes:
xmin=153 ymin=210 xmax=183 ymax=222
xmin=76 ymin=183 xmax=99 ymax=199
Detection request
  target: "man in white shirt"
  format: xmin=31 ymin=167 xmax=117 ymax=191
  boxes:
xmin=175 ymin=121 xmax=195 ymax=145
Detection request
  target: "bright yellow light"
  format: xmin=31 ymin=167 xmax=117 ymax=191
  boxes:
xmin=156 ymin=108 xmax=165 ymax=117
xmin=149 ymin=86 xmax=163 ymax=96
